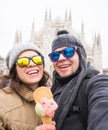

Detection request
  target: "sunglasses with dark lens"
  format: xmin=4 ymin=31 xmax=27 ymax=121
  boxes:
xmin=48 ymin=47 xmax=77 ymax=62
xmin=16 ymin=55 xmax=43 ymax=67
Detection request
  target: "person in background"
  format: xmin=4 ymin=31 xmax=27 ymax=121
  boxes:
xmin=48 ymin=30 xmax=108 ymax=130
xmin=0 ymin=42 xmax=55 ymax=130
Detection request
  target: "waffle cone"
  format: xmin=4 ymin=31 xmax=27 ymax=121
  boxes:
xmin=41 ymin=116 xmax=52 ymax=124
xmin=33 ymin=86 xmax=53 ymax=103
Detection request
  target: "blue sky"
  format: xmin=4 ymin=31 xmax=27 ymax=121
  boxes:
xmin=0 ymin=0 xmax=108 ymax=68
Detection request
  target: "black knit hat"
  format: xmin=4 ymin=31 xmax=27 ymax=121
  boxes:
xmin=52 ymin=30 xmax=87 ymax=58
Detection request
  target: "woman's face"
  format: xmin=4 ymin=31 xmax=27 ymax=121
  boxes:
xmin=16 ymin=50 xmax=44 ymax=86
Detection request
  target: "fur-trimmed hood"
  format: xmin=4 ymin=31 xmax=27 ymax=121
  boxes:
xmin=4 ymin=79 xmax=37 ymax=102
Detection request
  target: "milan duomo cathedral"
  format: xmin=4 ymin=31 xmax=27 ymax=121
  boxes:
xmin=0 ymin=10 xmax=108 ymax=75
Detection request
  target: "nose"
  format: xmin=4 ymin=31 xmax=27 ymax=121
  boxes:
xmin=28 ymin=59 xmax=36 ymax=67
xmin=58 ymin=53 xmax=66 ymax=61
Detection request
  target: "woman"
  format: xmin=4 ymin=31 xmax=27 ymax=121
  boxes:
xmin=0 ymin=42 xmax=55 ymax=130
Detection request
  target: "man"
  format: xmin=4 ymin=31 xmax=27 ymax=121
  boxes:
xmin=48 ymin=30 xmax=108 ymax=130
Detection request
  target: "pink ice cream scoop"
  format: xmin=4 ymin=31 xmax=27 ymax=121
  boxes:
xmin=40 ymin=98 xmax=58 ymax=118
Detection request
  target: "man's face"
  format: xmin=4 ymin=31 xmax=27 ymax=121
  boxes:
xmin=53 ymin=47 xmax=80 ymax=77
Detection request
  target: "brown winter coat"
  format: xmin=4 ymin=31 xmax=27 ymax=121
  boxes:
xmin=0 ymin=86 xmax=41 ymax=130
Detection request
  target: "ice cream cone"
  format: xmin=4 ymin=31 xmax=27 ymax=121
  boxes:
xmin=41 ymin=116 xmax=52 ymax=124
xmin=33 ymin=86 xmax=58 ymax=124
xmin=33 ymin=86 xmax=53 ymax=124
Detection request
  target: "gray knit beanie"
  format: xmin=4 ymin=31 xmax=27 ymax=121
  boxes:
xmin=52 ymin=30 xmax=87 ymax=58
xmin=6 ymin=42 xmax=44 ymax=69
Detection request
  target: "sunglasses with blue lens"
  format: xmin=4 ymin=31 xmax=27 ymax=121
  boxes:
xmin=48 ymin=47 xmax=77 ymax=62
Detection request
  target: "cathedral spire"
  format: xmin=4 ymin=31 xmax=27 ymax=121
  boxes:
xmin=19 ymin=31 xmax=22 ymax=42
xmin=65 ymin=9 xmax=67 ymax=21
xmin=68 ymin=9 xmax=72 ymax=21
xmin=49 ymin=9 xmax=52 ymax=21
xmin=45 ymin=9 xmax=48 ymax=21
xmin=97 ymin=33 xmax=101 ymax=45
xmin=93 ymin=32 xmax=97 ymax=44
xmin=81 ymin=21 xmax=84 ymax=34
xmin=64 ymin=9 xmax=72 ymax=31
xmin=30 ymin=19 xmax=35 ymax=42
xmin=80 ymin=21 xmax=85 ymax=43
xmin=14 ymin=30 xmax=19 ymax=43
xmin=93 ymin=31 xmax=102 ymax=72
xmin=14 ymin=30 xmax=22 ymax=44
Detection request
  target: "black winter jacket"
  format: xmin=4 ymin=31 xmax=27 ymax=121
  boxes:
xmin=52 ymin=65 xmax=108 ymax=130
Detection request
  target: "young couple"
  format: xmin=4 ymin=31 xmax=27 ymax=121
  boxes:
xmin=0 ymin=30 xmax=108 ymax=130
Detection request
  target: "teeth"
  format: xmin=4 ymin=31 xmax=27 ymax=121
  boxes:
xmin=59 ymin=65 xmax=69 ymax=68
xmin=27 ymin=70 xmax=38 ymax=75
